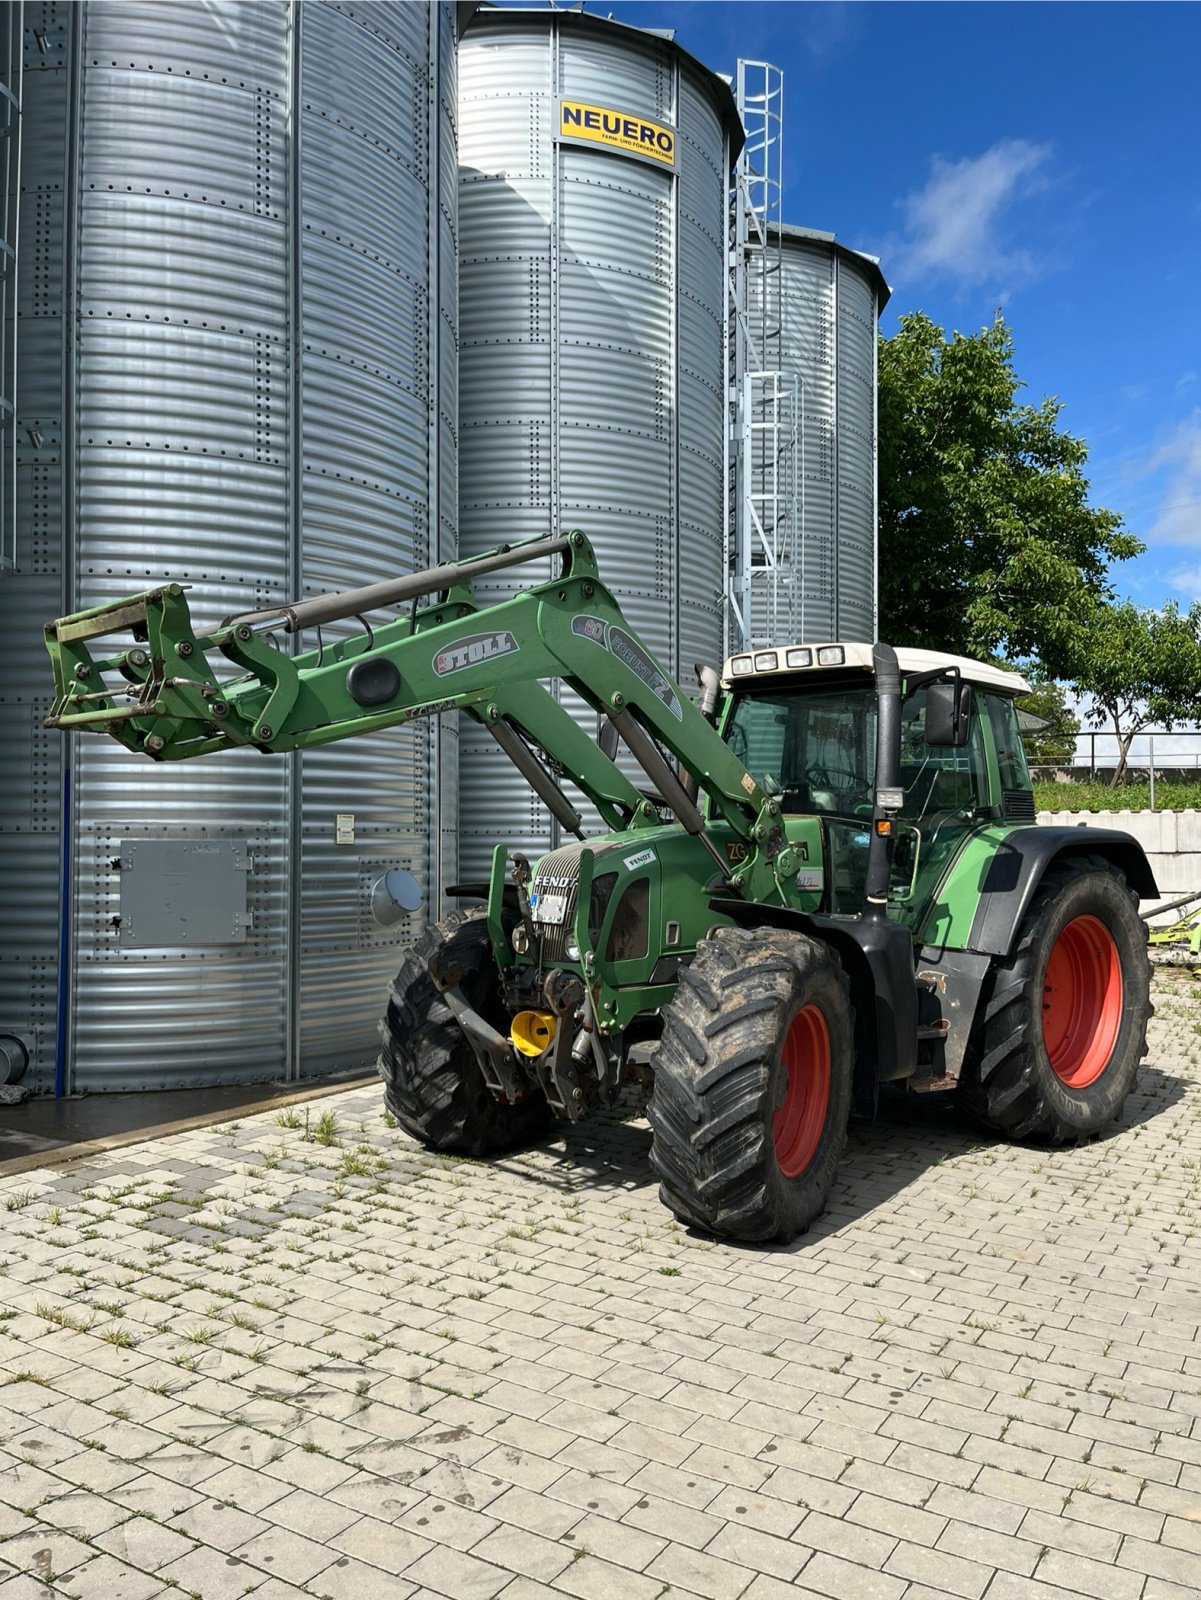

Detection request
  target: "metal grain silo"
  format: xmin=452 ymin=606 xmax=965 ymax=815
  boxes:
xmin=1 ymin=0 xmax=459 ymax=1092
xmin=744 ymin=224 xmax=889 ymax=647
xmin=455 ymin=6 xmax=741 ymax=874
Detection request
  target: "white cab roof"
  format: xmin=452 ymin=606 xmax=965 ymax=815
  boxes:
xmin=722 ymin=642 xmax=1031 ymax=697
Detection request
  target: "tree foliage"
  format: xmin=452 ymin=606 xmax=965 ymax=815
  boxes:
xmin=1017 ymin=676 xmax=1080 ymax=767
xmin=1066 ymin=600 xmax=1201 ymax=785
xmin=877 ymin=312 xmax=1141 ymax=672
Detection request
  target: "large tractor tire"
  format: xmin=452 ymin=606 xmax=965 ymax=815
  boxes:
xmin=648 ymin=927 xmax=853 ymax=1244
xmin=958 ymin=856 xmax=1152 ymax=1143
xmin=378 ymin=909 xmax=551 ymax=1157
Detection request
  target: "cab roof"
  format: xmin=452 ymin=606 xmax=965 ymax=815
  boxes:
xmin=722 ymin=642 xmax=1032 ymax=697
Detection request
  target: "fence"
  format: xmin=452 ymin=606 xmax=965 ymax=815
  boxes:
xmin=1031 ymin=729 xmax=1201 ymax=811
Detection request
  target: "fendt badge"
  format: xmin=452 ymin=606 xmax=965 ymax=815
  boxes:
xmin=432 ymin=632 xmax=520 ymax=677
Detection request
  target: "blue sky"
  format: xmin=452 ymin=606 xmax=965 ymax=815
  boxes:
xmin=541 ymin=0 xmax=1201 ymax=614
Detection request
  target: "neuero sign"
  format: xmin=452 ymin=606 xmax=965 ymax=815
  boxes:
xmin=559 ymin=100 xmax=677 ymax=168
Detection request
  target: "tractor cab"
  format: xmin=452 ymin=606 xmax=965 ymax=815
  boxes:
xmin=719 ymin=643 xmax=1033 ymax=930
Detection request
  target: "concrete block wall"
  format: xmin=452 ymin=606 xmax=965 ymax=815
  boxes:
xmin=1038 ymin=809 xmax=1201 ymax=921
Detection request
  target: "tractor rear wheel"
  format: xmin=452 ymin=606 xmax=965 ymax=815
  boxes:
xmin=958 ymin=857 xmax=1151 ymax=1142
xmin=648 ymin=927 xmax=853 ymax=1244
xmin=378 ymin=909 xmax=551 ymax=1156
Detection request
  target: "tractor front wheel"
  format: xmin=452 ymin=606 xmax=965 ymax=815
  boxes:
xmin=958 ymin=857 xmax=1151 ymax=1142
xmin=649 ymin=927 xmax=853 ymax=1244
xmin=378 ymin=909 xmax=551 ymax=1156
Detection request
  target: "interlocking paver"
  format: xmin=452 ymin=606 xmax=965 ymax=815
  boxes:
xmin=94 ymin=1516 xmax=197 ymax=1571
xmin=703 ymin=1518 xmax=809 ymax=1580
xmin=49 ymin=1553 xmax=162 ymax=1600
xmin=0 ymin=969 xmax=1198 ymax=1600
xmin=884 ymin=1538 xmax=993 ymax=1598
xmin=38 ymin=1489 xmax=131 ymax=1540
xmin=553 ymin=1553 xmax=663 ymax=1600
xmin=310 ymin=1554 xmax=419 ymax=1600
xmin=0 ymin=1526 xmax=93 ymax=1581
xmin=798 ymin=1548 xmax=908 ymax=1599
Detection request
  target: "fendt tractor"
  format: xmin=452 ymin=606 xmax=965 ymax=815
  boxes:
xmin=45 ymin=533 xmax=1156 ymax=1242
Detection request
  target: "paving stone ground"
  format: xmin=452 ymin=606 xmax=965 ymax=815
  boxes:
xmin=2 ymin=969 xmax=1200 ymax=1600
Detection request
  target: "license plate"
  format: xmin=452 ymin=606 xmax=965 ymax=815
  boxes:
xmin=532 ymin=892 xmax=568 ymax=926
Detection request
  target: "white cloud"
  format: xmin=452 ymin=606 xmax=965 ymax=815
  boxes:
xmin=1168 ymin=564 xmax=1201 ymax=601
xmin=891 ymin=139 xmax=1053 ymax=290
xmin=1147 ymin=413 xmax=1201 ymax=550
xmin=799 ymin=2 xmax=865 ymax=63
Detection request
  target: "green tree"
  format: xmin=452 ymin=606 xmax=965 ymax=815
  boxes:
xmin=878 ymin=312 xmax=1141 ymax=671
xmin=1066 ymin=600 xmax=1201 ymax=785
xmin=1017 ymin=676 xmax=1080 ymax=767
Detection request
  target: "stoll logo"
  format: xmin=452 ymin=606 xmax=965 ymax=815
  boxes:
xmin=432 ymin=631 xmax=520 ymax=677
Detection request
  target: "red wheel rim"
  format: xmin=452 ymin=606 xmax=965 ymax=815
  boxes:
xmin=1042 ymin=914 xmax=1123 ymax=1088
xmin=772 ymin=1004 xmax=831 ymax=1177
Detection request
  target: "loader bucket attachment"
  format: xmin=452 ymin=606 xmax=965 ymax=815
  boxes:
xmin=43 ymin=584 xmax=244 ymax=760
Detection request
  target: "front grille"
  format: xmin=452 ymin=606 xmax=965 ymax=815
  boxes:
xmin=1003 ymin=788 xmax=1036 ymax=821
xmin=606 ymin=878 xmax=649 ymax=962
xmin=530 ymin=844 xmax=583 ymax=963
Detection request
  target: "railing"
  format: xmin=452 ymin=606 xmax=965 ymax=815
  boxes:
xmin=1029 ymin=729 xmax=1201 ymax=812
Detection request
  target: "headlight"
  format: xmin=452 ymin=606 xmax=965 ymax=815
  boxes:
xmin=565 ymin=939 xmax=580 ymax=962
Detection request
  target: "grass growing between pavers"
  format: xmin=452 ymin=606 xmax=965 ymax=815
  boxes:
xmin=0 ymin=970 xmax=1197 ymax=1600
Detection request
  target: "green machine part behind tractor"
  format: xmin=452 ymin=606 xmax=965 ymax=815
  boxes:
xmin=45 ymin=532 xmax=1156 ymax=1242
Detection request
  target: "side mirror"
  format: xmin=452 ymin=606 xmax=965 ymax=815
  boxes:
xmin=597 ymin=715 xmax=620 ymax=761
xmin=925 ymin=680 xmax=973 ymax=747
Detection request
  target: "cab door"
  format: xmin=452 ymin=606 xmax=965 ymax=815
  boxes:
xmin=888 ymin=688 xmax=990 ymax=929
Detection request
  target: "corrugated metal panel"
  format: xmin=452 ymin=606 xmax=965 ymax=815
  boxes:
xmin=835 ymin=255 xmax=876 ymax=640
xmin=677 ymin=67 xmax=726 ymax=681
xmin=0 ymin=2 xmax=71 ymax=1093
xmin=68 ymin=0 xmax=293 ymax=1090
xmin=559 ymin=26 xmax=674 ymax=121
xmin=434 ymin=0 xmax=459 ymax=903
xmin=2 ymin=0 xmax=458 ymax=1092
xmin=457 ymin=12 xmax=732 ymax=875
xmin=748 ymin=230 xmax=881 ymax=645
xmin=298 ymin=0 xmax=454 ymax=1077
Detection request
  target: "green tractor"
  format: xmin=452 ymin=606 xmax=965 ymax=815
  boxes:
xmin=45 ymin=533 xmax=1155 ymax=1242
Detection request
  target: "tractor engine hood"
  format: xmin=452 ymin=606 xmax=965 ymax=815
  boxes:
xmin=527 ymin=834 xmax=660 ymax=965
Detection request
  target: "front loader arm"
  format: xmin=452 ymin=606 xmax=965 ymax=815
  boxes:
xmin=45 ymin=531 xmax=799 ymax=903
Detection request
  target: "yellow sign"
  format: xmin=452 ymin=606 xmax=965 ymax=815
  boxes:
xmin=559 ymin=100 xmax=676 ymax=167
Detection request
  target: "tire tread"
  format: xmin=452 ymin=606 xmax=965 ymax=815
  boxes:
xmin=959 ymin=856 xmax=1151 ymax=1143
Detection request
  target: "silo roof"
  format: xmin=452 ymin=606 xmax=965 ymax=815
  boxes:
xmin=464 ymin=5 xmax=745 ymax=165
xmin=771 ymin=222 xmax=892 ymax=313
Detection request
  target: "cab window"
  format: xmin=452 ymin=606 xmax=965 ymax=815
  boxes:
xmin=983 ymin=694 xmax=1031 ymax=793
xmin=898 ymin=685 xmax=988 ymax=820
xmin=724 ymin=685 xmax=874 ymax=817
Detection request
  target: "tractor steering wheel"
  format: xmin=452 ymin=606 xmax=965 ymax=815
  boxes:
xmin=804 ymin=765 xmax=859 ymax=791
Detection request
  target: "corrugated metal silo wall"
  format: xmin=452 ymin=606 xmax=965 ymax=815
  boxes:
xmin=295 ymin=0 xmax=458 ymax=1075
xmin=749 ymin=233 xmax=880 ymax=645
xmin=2 ymin=1 xmax=72 ymax=1091
xmin=456 ymin=12 xmax=731 ymax=876
xmin=1 ymin=0 xmax=456 ymax=1092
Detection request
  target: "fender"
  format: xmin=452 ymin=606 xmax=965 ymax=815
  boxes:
xmin=710 ymin=899 xmax=918 ymax=1114
xmin=967 ymin=827 xmax=1158 ymax=957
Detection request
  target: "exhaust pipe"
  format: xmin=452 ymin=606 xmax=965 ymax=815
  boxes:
xmin=864 ymin=643 xmax=902 ymax=919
